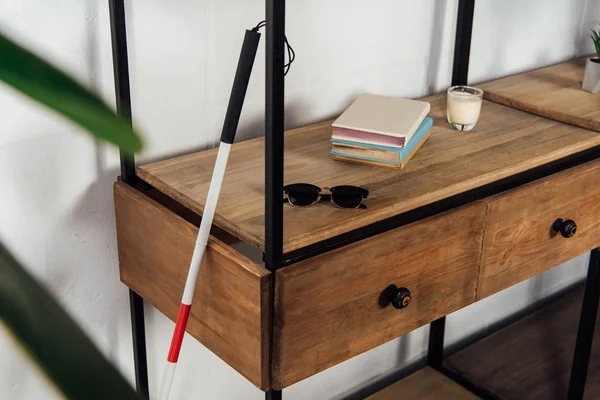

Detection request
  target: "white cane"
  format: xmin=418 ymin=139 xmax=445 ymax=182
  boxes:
xmin=159 ymin=27 xmax=262 ymax=400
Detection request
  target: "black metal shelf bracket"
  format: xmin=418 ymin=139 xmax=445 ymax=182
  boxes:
xmin=108 ymin=1 xmax=149 ymax=399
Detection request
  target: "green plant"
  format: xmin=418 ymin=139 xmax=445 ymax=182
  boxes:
xmin=0 ymin=32 xmax=142 ymax=153
xmin=0 ymin=32 xmax=142 ymax=398
xmin=590 ymin=27 xmax=600 ymax=60
xmin=0 ymin=244 xmax=139 ymax=399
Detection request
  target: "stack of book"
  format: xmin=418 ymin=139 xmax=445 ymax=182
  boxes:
xmin=330 ymin=94 xmax=433 ymax=169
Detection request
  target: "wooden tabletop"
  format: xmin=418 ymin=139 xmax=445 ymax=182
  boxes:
xmin=138 ymin=94 xmax=600 ymax=253
xmin=481 ymin=58 xmax=600 ymax=132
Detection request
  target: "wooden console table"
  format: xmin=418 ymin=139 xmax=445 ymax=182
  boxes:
xmin=107 ymin=0 xmax=600 ymax=398
xmin=115 ymin=76 xmax=600 ymax=397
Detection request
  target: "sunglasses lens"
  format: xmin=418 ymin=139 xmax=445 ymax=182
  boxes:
xmin=286 ymin=184 xmax=320 ymax=207
xmin=331 ymin=186 xmax=364 ymax=208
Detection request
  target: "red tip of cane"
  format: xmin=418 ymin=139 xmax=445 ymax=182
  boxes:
xmin=167 ymin=304 xmax=191 ymax=363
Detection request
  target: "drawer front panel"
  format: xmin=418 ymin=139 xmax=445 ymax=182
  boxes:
xmin=113 ymin=182 xmax=271 ymax=390
xmin=272 ymin=202 xmax=486 ymax=389
xmin=478 ymin=159 xmax=600 ymax=300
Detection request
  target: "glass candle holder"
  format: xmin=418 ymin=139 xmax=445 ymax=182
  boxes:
xmin=447 ymin=86 xmax=484 ymax=131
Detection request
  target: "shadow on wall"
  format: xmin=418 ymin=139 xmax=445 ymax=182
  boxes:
xmin=235 ymin=97 xmax=313 ymax=143
xmin=36 ymin=0 xmax=134 ymax=381
xmin=82 ymin=0 xmax=133 ymax=367
xmin=48 ymin=166 xmax=130 ymax=358
xmin=84 ymin=0 xmax=108 ymax=184
xmin=426 ymin=0 xmax=448 ymax=93
xmin=579 ymin=5 xmax=600 ymax=55
xmin=475 ymin=0 xmax=591 ymax=83
xmin=137 ymin=97 xmax=313 ymax=168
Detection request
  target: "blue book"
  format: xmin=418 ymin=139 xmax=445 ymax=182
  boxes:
xmin=330 ymin=117 xmax=433 ymax=168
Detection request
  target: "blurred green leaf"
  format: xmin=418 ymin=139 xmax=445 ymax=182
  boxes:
xmin=0 ymin=31 xmax=142 ymax=153
xmin=0 ymin=241 xmax=140 ymax=399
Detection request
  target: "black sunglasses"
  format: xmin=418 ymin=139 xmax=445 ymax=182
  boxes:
xmin=283 ymin=183 xmax=369 ymax=209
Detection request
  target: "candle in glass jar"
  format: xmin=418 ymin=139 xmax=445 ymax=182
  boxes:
xmin=447 ymin=86 xmax=483 ymax=131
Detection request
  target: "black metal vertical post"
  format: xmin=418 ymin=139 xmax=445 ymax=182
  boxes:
xmin=451 ymin=0 xmax=476 ymax=87
xmin=109 ymin=0 xmax=135 ymax=183
xmin=568 ymin=248 xmax=600 ymax=400
xmin=427 ymin=318 xmax=446 ymax=368
xmin=265 ymin=387 xmax=283 ymax=400
xmin=265 ymin=0 xmax=286 ymax=398
xmin=128 ymin=289 xmax=150 ymax=399
xmin=428 ymin=0 xmax=475 ymax=370
xmin=109 ymin=1 xmax=149 ymax=399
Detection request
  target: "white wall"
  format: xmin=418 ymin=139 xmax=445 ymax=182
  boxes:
xmin=1 ymin=1 xmax=599 ymax=399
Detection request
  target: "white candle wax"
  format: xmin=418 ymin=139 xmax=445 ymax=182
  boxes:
xmin=448 ymin=92 xmax=482 ymax=125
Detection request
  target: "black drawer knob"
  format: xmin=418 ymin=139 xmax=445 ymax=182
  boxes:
xmin=385 ymin=285 xmax=412 ymax=309
xmin=553 ymin=218 xmax=577 ymax=238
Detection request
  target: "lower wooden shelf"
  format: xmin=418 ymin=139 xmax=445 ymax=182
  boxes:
xmin=366 ymin=367 xmax=478 ymax=400
xmin=445 ymin=285 xmax=600 ymax=399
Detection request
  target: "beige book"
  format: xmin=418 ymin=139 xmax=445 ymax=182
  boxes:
xmin=332 ymin=94 xmax=430 ymax=143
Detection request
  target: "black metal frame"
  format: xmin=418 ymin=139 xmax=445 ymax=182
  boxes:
xmin=108 ymin=1 xmax=149 ymax=399
xmin=264 ymin=0 xmax=286 ymax=398
xmin=108 ymin=0 xmax=600 ymax=398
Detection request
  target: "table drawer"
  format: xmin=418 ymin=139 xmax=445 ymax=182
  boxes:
xmin=478 ymin=159 xmax=600 ymax=300
xmin=272 ymin=201 xmax=486 ymax=389
xmin=113 ymin=181 xmax=271 ymax=390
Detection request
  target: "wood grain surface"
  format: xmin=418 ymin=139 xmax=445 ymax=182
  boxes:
xmin=138 ymin=94 xmax=600 ymax=253
xmin=478 ymin=159 xmax=600 ymax=299
xmin=481 ymin=58 xmax=600 ymax=132
xmin=366 ymin=367 xmax=479 ymax=400
xmin=446 ymin=285 xmax=600 ymax=399
xmin=113 ymin=182 xmax=271 ymax=390
xmin=271 ymin=202 xmax=486 ymax=389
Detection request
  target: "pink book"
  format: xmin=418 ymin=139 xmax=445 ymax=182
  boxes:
xmin=332 ymin=127 xmax=406 ymax=148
